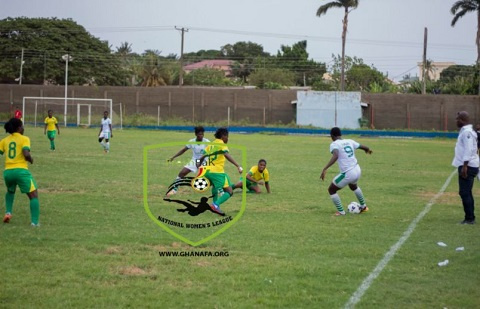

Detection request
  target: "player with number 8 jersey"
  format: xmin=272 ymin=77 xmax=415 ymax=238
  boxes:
xmin=0 ymin=118 xmax=40 ymax=226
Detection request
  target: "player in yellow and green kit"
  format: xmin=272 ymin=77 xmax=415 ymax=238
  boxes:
xmin=196 ymin=127 xmax=242 ymax=216
xmin=232 ymin=159 xmax=271 ymax=193
xmin=0 ymin=118 xmax=40 ymax=226
xmin=44 ymin=110 xmax=60 ymax=151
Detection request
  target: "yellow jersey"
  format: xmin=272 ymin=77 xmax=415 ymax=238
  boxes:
xmin=202 ymin=139 xmax=229 ymax=173
xmin=44 ymin=116 xmax=58 ymax=131
xmin=248 ymin=165 xmax=270 ymax=183
xmin=0 ymin=133 xmax=31 ymax=170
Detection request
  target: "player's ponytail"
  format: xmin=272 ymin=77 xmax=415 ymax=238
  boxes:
xmin=4 ymin=118 xmax=22 ymax=134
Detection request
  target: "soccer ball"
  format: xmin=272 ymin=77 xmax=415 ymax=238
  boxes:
xmin=347 ymin=202 xmax=361 ymax=214
xmin=191 ymin=177 xmax=210 ymax=193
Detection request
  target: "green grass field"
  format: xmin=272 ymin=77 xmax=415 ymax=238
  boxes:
xmin=0 ymin=127 xmax=479 ymax=308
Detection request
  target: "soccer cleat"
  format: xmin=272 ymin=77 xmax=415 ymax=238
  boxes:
xmin=3 ymin=213 xmax=12 ymax=223
xmin=31 ymin=223 xmax=40 ymax=227
xmin=210 ymin=203 xmax=225 ymax=216
xmin=360 ymin=206 xmax=369 ymax=213
xmin=460 ymin=219 xmax=475 ymax=225
xmin=334 ymin=211 xmax=346 ymax=216
xmin=166 ymin=188 xmax=178 ymax=196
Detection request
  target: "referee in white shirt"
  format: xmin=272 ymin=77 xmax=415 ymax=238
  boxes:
xmin=452 ymin=111 xmax=479 ymax=225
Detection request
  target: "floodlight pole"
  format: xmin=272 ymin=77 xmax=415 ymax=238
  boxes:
xmin=62 ymin=54 xmax=73 ymax=127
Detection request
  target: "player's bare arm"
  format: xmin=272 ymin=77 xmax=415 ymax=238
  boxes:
xmin=23 ymin=149 xmax=33 ymax=164
xmin=320 ymin=150 xmax=339 ymax=181
xmin=225 ymin=153 xmax=243 ymax=173
xmin=359 ymin=145 xmax=372 ymax=154
xmin=246 ymin=173 xmax=258 ymax=184
xmin=169 ymin=146 xmax=188 ymax=162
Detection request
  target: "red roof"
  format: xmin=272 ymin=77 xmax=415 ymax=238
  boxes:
xmin=183 ymin=60 xmax=233 ymax=71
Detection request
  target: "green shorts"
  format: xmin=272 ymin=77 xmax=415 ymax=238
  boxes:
xmin=47 ymin=130 xmax=57 ymax=139
xmin=239 ymin=176 xmax=257 ymax=190
xmin=205 ymin=171 xmax=232 ymax=192
xmin=3 ymin=168 xmax=38 ymax=194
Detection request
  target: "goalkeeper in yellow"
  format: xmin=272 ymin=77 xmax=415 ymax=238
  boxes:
xmin=196 ymin=127 xmax=243 ymax=216
xmin=232 ymin=159 xmax=271 ymax=193
xmin=44 ymin=110 xmax=60 ymax=151
xmin=0 ymin=118 xmax=40 ymax=226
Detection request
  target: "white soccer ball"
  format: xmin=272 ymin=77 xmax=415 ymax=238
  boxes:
xmin=347 ymin=202 xmax=361 ymax=214
xmin=191 ymin=177 xmax=210 ymax=192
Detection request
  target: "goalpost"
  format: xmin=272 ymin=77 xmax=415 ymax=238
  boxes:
xmin=22 ymin=97 xmax=123 ymax=129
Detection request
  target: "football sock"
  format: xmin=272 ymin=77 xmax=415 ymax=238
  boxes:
xmin=29 ymin=197 xmax=40 ymax=225
xmin=215 ymin=191 xmax=232 ymax=206
xmin=50 ymin=139 xmax=55 ymax=150
xmin=106 ymin=142 xmax=110 ymax=151
xmin=330 ymin=193 xmax=344 ymax=212
xmin=173 ymin=176 xmax=181 ymax=190
xmin=353 ymin=187 xmax=366 ymax=206
xmin=5 ymin=192 xmax=14 ymax=214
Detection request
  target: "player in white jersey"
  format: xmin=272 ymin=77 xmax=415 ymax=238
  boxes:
xmin=98 ymin=111 xmax=113 ymax=153
xmin=320 ymin=127 xmax=372 ymax=216
xmin=166 ymin=126 xmax=210 ymax=196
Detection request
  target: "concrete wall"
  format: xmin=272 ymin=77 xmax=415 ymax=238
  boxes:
xmin=362 ymin=93 xmax=480 ymax=131
xmin=0 ymin=85 xmax=297 ymax=125
xmin=1 ymin=85 xmax=479 ymax=130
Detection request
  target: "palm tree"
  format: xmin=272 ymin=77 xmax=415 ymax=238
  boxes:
xmin=451 ymin=0 xmax=480 ymax=93
xmin=316 ymin=0 xmax=359 ymax=91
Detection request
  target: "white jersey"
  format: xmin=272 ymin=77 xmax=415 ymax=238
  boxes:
xmin=329 ymin=139 xmax=361 ymax=173
xmin=101 ymin=117 xmax=112 ymax=133
xmin=186 ymin=138 xmax=210 ymax=161
xmin=452 ymin=124 xmax=480 ymax=168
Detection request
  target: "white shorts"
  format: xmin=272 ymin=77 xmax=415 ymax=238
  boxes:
xmin=184 ymin=160 xmax=198 ymax=173
xmin=99 ymin=132 xmax=111 ymax=139
xmin=332 ymin=164 xmax=361 ymax=189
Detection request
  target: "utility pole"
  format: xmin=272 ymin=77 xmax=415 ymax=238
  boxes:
xmin=422 ymin=27 xmax=427 ymax=95
xmin=18 ymin=48 xmax=24 ymax=85
xmin=175 ymin=26 xmax=189 ymax=86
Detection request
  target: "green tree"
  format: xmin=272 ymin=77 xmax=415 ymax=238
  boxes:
xmin=0 ymin=17 xmax=124 ymax=85
xmin=248 ymin=68 xmax=296 ymax=89
xmin=439 ymin=64 xmax=476 ymax=82
xmin=221 ymin=42 xmax=270 ymax=83
xmin=423 ymin=59 xmax=436 ymax=81
xmin=451 ymin=0 xmax=480 ymax=93
xmin=275 ymin=40 xmax=326 ymax=86
xmin=328 ymin=54 xmax=363 ymax=88
xmin=115 ymin=42 xmax=139 ymax=86
xmin=139 ymin=50 xmax=178 ymax=87
xmin=316 ymin=0 xmax=359 ymax=91
xmin=183 ymin=49 xmax=223 ymax=62
xmin=346 ymin=63 xmax=387 ymax=91
xmin=183 ymin=67 xmax=228 ymax=86
xmin=442 ymin=76 xmax=476 ymax=94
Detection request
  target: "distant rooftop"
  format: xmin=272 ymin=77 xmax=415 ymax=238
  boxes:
xmin=183 ymin=60 xmax=234 ymax=77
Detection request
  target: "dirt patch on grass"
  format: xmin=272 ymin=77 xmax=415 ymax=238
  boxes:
xmin=39 ymin=188 xmax=86 ymax=194
xmin=417 ymin=191 xmax=459 ymax=205
xmin=104 ymin=246 xmax=123 ymax=255
xmin=117 ymin=266 xmax=148 ymax=276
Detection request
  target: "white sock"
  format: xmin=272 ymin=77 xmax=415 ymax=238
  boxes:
xmin=330 ymin=193 xmax=344 ymax=212
xmin=354 ymin=187 xmax=366 ymax=206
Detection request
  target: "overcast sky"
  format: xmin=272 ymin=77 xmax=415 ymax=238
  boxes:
xmin=1 ymin=0 xmax=476 ymax=81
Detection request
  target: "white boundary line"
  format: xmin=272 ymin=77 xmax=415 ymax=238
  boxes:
xmin=344 ymin=169 xmax=457 ymax=309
